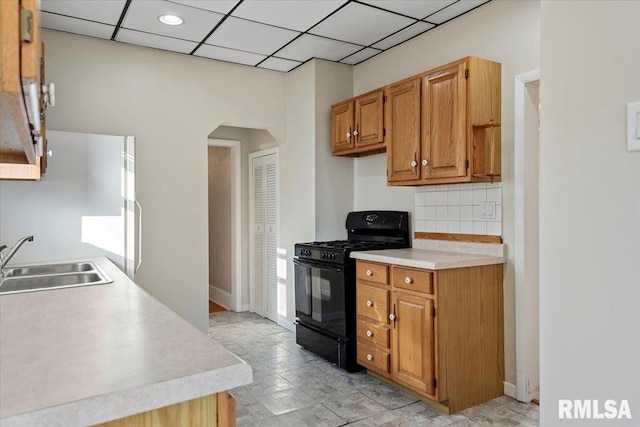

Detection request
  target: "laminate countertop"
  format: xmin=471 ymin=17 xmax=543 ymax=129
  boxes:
xmin=0 ymin=257 xmax=252 ymax=427
xmin=350 ymin=239 xmax=506 ymax=270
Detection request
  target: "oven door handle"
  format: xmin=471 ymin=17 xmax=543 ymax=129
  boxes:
xmin=294 ymin=258 xmax=344 ymax=272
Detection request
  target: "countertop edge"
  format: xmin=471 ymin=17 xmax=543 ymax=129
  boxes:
xmin=350 ymin=249 xmax=505 ymax=270
xmin=1 ymin=362 xmax=252 ymax=427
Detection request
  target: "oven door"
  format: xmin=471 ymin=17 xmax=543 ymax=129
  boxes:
xmin=294 ymin=257 xmax=348 ymax=338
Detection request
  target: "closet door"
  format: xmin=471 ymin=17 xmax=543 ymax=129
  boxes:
xmin=250 ymin=150 xmax=279 ymax=323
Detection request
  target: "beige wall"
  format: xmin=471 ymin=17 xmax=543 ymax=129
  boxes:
xmin=540 ymin=1 xmax=640 ymax=424
xmin=352 ymin=0 xmax=541 ymax=386
xmin=42 ymin=30 xmax=287 ymax=332
xmin=208 ymin=146 xmax=231 ymax=296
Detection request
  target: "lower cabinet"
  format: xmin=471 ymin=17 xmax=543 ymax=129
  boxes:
xmin=93 ymin=391 xmax=236 ymax=427
xmin=356 ymin=260 xmax=504 ymax=414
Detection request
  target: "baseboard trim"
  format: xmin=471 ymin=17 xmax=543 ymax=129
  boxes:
xmin=503 ymin=381 xmax=517 ymax=399
xmin=278 ymin=316 xmax=295 ymax=332
xmin=209 ymin=286 xmax=231 ymax=309
xmin=240 ymin=304 xmax=250 ymax=312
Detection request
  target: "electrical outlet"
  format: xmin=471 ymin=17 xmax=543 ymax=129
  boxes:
xmin=481 ymin=201 xmax=496 ymax=220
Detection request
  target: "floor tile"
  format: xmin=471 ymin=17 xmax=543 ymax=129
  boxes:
xmin=211 ymin=312 xmax=539 ymax=427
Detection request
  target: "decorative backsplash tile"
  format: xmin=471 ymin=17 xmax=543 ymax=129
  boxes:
xmin=414 ymin=183 xmax=502 ymax=236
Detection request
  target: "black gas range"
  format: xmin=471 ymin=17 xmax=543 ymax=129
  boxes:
xmin=294 ymin=211 xmax=410 ymax=372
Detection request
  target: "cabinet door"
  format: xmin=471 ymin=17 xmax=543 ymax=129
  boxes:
xmin=392 ymin=291 xmax=436 ymax=397
xmin=354 ymin=90 xmax=384 ymax=148
xmin=331 ymin=101 xmax=354 ymax=153
xmin=422 ymin=62 xmax=467 ymax=180
xmin=386 ymin=78 xmax=421 ymax=182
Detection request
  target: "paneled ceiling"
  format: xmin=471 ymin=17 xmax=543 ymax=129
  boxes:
xmin=41 ymin=0 xmax=491 ymax=72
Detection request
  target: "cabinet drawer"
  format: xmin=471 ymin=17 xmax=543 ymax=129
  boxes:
xmin=357 ymin=318 xmax=390 ymax=349
xmin=357 ymin=261 xmax=388 ymax=285
xmin=392 ymin=266 xmax=433 ymax=294
xmin=357 ymin=284 xmax=390 ymax=323
xmin=357 ymin=342 xmax=390 ymax=374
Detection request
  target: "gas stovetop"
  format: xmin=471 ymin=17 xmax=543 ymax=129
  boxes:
xmin=295 ymin=240 xmax=405 ymax=264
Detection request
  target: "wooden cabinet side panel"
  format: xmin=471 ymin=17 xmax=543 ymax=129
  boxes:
xmin=437 ymin=265 xmax=504 ymax=413
xmin=386 ymin=78 xmax=421 ymax=182
xmin=355 ymin=89 xmax=384 ymax=148
xmin=94 ymin=393 xmax=219 ymax=427
xmin=20 ymin=0 xmax=40 ymax=82
xmin=331 ymin=101 xmax=354 ymax=153
xmin=422 ymin=63 xmax=467 ymax=180
xmin=1 ymin=0 xmax=21 ymax=91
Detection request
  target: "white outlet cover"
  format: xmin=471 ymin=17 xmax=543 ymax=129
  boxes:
xmin=628 ymin=101 xmax=640 ymax=152
xmin=481 ymin=201 xmax=496 ymax=220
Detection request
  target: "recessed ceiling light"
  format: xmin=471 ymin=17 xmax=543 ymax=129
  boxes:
xmin=158 ymin=15 xmax=184 ymax=26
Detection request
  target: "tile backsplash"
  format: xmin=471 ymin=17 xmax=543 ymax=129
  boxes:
xmin=414 ymin=183 xmax=502 ymax=236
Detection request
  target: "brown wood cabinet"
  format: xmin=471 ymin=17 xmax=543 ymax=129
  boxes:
xmin=94 ymin=391 xmax=236 ymax=427
xmin=387 ymin=56 xmax=501 ymax=186
xmin=0 ymin=0 xmax=48 ymax=181
xmin=331 ymin=89 xmax=384 ymax=157
xmin=356 ymin=259 xmax=504 ymax=414
xmin=385 ymin=78 xmax=421 ymax=182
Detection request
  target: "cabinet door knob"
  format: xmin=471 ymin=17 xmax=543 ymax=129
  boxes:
xmin=410 ymin=160 xmax=418 ymax=167
xmin=366 ymin=330 xmax=373 ymax=337
xmin=366 ymin=269 xmax=373 ymax=276
xmin=389 ymin=313 xmax=396 ymax=321
xmin=405 ymin=277 xmax=413 ymax=284
xmin=422 ymin=159 xmax=429 ymax=166
xmin=346 ymin=132 xmax=351 ymax=139
xmin=367 ymin=354 xmax=373 ymax=361
xmin=366 ymin=300 xmax=373 ymax=307
xmin=353 ymin=129 xmax=359 ymax=136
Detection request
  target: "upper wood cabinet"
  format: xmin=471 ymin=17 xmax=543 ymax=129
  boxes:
xmin=331 ymin=89 xmax=384 ymax=157
xmin=386 ymin=78 xmax=421 ymax=182
xmin=1 ymin=0 xmax=48 ymax=181
xmin=387 ymin=56 xmax=501 ymax=186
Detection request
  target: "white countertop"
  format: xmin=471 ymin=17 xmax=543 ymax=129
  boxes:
xmin=350 ymin=239 xmax=506 ymax=270
xmin=0 ymin=257 xmax=252 ymax=427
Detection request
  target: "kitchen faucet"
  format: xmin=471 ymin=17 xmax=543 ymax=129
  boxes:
xmin=0 ymin=236 xmax=34 ymax=272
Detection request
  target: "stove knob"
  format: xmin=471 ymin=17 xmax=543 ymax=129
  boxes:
xmin=330 ymin=253 xmax=335 ymax=260
xmin=321 ymin=252 xmax=326 ymax=259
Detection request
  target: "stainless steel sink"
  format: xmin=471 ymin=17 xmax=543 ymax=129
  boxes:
xmin=0 ymin=261 xmax=112 ymax=295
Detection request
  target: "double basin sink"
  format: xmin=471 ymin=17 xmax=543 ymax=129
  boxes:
xmin=0 ymin=261 xmax=112 ymax=295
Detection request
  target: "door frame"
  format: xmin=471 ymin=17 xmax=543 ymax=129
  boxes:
xmin=514 ymin=69 xmax=540 ymax=403
xmin=208 ymin=139 xmax=242 ymax=312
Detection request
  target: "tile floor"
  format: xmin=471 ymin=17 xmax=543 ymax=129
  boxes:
xmin=209 ymin=312 xmax=539 ymax=426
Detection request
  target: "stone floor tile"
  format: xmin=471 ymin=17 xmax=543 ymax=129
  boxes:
xmin=359 ymin=381 xmax=420 ymax=409
xmin=255 ymin=387 xmax=317 ymax=416
xmin=322 ymin=391 xmax=389 ymax=423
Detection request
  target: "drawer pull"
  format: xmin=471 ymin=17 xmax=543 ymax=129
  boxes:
xmin=405 ymin=277 xmax=413 ymax=284
xmin=366 ymin=300 xmax=373 ymax=307
xmin=366 ymin=269 xmax=373 ymax=276
xmin=389 ymin=313 xmax=396 ymax=321
xmin=366 ymin=330 xmax=373 ymax=337
xmin=367 ymin=354 xmax=373 ymax=361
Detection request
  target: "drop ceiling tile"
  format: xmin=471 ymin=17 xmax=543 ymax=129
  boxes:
xmin=195 ymin=44 xmax=267 ymax=66
xmin=205 ymin=17 xmax=299 ymax=55
xmin=372 ymin=21 xmax=434 ymax=50
xmin=309 ymin=2 xmax=415 ymax=46
xmin=340 ymin=48 xmax=381 ymax=65
xmin=275 ymin=34 xmax=361 ymax=62
xmin=116 ymin=29 xmax=198 ymax=54
xmin=425 ymin=0 xmax=490 ymax=24
xmin=363 ymin=1 xmax=456 ymax=20
xmin=170 ymin=0 xmax=241 ymax=15
xmin=41 ymin=0 xmax=127 ymax=25
xmin=41 ymin=12 xmax=115 ymax=39
xmin=258 ymin=57 xmax=302 ymax=72
xmin=122 ymin=0 xmax=224 ymax=42
xmin=232 ymin=0 xmax=346 ymax=32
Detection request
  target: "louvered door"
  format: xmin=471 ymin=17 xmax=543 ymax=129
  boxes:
xmin=250 ymin=151 xmax=278 ymax=323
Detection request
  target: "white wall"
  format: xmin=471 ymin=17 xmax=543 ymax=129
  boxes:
xmin=314 ymin=60 xmax=354 ymax=240
xmin=42 ymin=30 xmax=287 ymax=332
xmin=352 ymin=0 xmax=541 ymax=386
xmin=208 ymin=146 xmax=231 ymax=297
xmin=539 ymin=1 xmax=640 ymax=425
